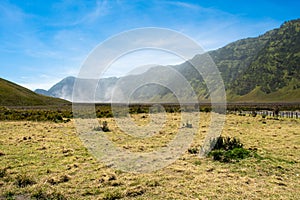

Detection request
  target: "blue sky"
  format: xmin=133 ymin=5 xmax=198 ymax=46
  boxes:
xmin=0 ymin=0 xmax=299 ymax=90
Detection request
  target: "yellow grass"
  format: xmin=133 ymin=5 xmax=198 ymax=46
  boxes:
xmin=0 ymin=113 xmax=299 ymax=199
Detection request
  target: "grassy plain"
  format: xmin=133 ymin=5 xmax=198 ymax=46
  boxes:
xmin=0 ymin=113 xmax=299 ymax=199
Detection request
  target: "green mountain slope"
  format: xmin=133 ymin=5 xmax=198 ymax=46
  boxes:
xmin=0 ymin=78 xmax=69 ymax=106
xmin=209 ymin=30 xmax=275 ymax=88
xmin=179 ymin=18 xmax=300 ymax=102
xmin=229 ymin=19 xmax=300 ymax=100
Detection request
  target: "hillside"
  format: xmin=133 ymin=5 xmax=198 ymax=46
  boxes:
xmin=0 ymin=78 xmax=69 ymax=106
xmin=229 ymin=19 xmax=300 ymax=101
xmin=177 ymin=18 xmax=300 ymax=102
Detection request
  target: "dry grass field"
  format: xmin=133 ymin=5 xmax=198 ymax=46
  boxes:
xmin=0 ymin=113 xmax=299 ymax=199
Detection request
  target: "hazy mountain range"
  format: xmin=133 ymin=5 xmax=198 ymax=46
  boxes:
xmin=35 ymin=19 xmax=300 ymax=103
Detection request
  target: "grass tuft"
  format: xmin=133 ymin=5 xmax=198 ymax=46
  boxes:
xmin=103 ymin=189 xmax=123 ymax=200
xmin=14 ymin=173 xmax=36 ymax=188
xmin=0 ymin=167 xmax=7 ymax=178
xmin=31 ymin=188 xmax=66 ymax=200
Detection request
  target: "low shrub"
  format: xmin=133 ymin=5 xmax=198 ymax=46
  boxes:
xmin=209 ymin=148 xmax=251 ymax=163
xmin=208 ymin=136 xmax=253 ymax=163
xmin=213 ymin=136 xmax=243 ymax=151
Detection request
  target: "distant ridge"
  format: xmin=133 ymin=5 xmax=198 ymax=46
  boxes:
xmin=35 ymin=76 xmax=118 ymax=102
xmin=0 ymin=78 xmax=69 ymax=106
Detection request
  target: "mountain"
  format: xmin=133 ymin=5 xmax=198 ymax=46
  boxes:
xmin=173 ymin=18 xmax=300 ymax=102
xmin=36 ymin=19 xmax=300 ymax=103
xmin=35 ymin=76 xmax=119 ymax=102
xmin=35 ymin=76 xmax=76 ymax=101
xmin=228 ymin=19 xmax=300 ymax=101
xmin=0 ymin=78 xmax=69 ymax=106
xmin=34 ymin=89 xmax=51 ymax=96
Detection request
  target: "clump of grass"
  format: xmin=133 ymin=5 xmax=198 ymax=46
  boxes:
xmin=194 ymin=160 xmax=202 ymax=166
xmin=47 ymin=174 xmax=71 ymax=185
xmin=208 ymin=136 xmax=253 ymax=163
xmin=183 ymin=121 xmax=193 ymax=128
xmin=31 ymin=188 xmax=66 ymax=200
xmin=4 ymin=191 xmax=15 ymax=200
xmin=188 ymin=146 xmax=199 ymax=154
xmin=102 ymin=121 xmax=110 ymax=132
xmin=146 ymin=179 xmax=160 ymax=187
xmin=0 ymin=167 xmax=7 ymax=178
xmin=251 ymin=111 xmax=257 ymax=117
xmin=93 ymin=121 xmax=110 ymax=132
xmin=124 ymin=186 xmax=146 ymax=197
xmin=14 ymin=173 xmax=36 ymax=187
xmin=103 ymin=189 xmax=123 ymax=200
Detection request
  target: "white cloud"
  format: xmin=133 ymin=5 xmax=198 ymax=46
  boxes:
xmin=18 ymin=77 xmax=61 ymax=91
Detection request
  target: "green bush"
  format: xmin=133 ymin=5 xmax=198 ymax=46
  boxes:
xmin=210 ymin=148 xmax=251 ymax=162
xmin=208 ymin=136 xmax=252 ymax=163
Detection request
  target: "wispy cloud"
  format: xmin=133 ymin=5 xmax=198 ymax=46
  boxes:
xmin=0 ymin=1 xmax=28 ymax=23
xmin=83 ymin=0 xmax=111 ymax=23
xmin=50 ymin=0 xmax=111 ymax=27
xmin=167 ymin=1 xmax=202 ymax=10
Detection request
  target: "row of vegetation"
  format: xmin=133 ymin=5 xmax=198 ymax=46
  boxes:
xmin=0 ymin=106 xmax=72 ymax=123
xmin=0 ymin=103 xmax=299 ymax=122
